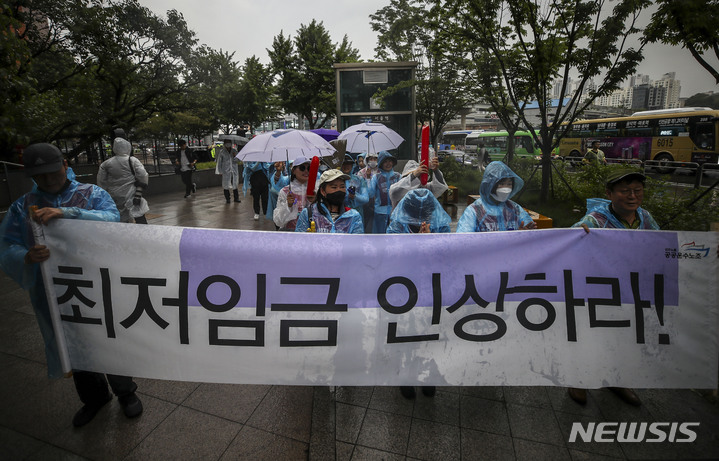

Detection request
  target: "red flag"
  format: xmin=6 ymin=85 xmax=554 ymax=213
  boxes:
xmin=306 ymin=156 xmax=320 ymax=196
xmin=420 ymin=125 xmax=430 ymax=185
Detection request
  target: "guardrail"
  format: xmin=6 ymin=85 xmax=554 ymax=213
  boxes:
xmin=559 ymin=156 xmax=719 ymax=190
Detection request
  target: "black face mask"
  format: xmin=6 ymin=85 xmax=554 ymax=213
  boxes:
xmin=325 ymin=191 xmax=346 ymax=206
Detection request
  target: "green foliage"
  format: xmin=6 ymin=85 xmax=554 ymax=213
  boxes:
xmin=444 ymin=159 xmax=719 ymax=231
xmin=644 ymin=0 xmax=719 ymax=84
xmin=439 ymin=159 xmax=483 ymax=198
xmin=370 ymin=0 xmax=473 ymax=145
xmin=685 ymin=92 xmax=719 ymax=110
xmin=1 ymin=0 xmax=203 ymax=159
xmin=440 ymin=0 xmax=650 ymax=201
xmin=268 ymin=20 xmax=360 ymax=129
xmin=195 ymin=161 xmax=216 ymax=171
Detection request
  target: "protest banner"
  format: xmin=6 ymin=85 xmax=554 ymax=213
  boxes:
xmin=43 ymin=220 xmax=718 ymax=388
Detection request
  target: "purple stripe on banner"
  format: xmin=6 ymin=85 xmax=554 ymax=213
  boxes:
xmin=179 ymin=228 xmax=679 ymax=310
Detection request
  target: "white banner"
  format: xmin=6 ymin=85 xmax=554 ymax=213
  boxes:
xmin=43 ymin=220 xmax=719 ymax=388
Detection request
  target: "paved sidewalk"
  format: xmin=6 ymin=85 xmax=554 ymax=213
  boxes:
xmin=1 ymin=184 xmax=718 ymax=460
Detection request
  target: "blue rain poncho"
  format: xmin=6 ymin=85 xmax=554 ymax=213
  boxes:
xmin=295 ymin=202 xmax=364 ymax=234
xmin=266 ymin=167 xmax=290 ymax=220
xmin=0 ymin=180 xmax=120 ymax=378
xmin=456 ymin=161 xmax=533 ymax=232
xmin=97 ymin=138 xmax=150 ymax=222
xmin=387 ymin=188 xmax=451 ymax=234
xmin=352 ymin=152 xmax=366 ymax=175
xmin=389 ymin=160 xmax=449 ymax=208
xmin=215 ymin=145 xmax=240 ymax=189
xmin=343 ymin=155 xmax=369 ymax=215
xmin=572 ymin=198 xmax=659 ymax=229
xmin=368 ymin=151 xmax=401 ymax=233
xmin=242 ymin=161 xmax=271 ymax=196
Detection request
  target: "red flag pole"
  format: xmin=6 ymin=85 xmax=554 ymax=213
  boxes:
xmin=420 ymin=125 xmax=430 ymax=185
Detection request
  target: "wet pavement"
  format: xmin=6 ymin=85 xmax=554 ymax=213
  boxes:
xmin=1 ymin=184 xmax=718 ymax=460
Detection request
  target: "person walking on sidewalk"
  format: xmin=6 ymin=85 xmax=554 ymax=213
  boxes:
xmin=98 ymin=137 xmax=150 ymax=223
xmin=215 ymin=139 xmax=241 ymax=203
xmin=0 ymin=143 xmax=143 ymax=428
xmin=175 ymin=140 xmax=197 ymax=199
xmin=243 ymin=161 xmax=271 ymax=220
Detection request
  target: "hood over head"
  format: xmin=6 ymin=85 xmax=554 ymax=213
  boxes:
xmin=480 ymin=161 xmax=524 ymax=202
xmin=113 ymin=137 xmax=132 ymax=157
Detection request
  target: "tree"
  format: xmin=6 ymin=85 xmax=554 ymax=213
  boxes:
xmin=443 ymin=0 xmax=649 ymax=201
xmin=370 ymin=0 xmax=473 ymax=148
xmin=644 ymin=0 xmax=719 ymax=85
xmin=685 ymin=92 xmax=719 ymax=109
xmin=237 ymin=56 xmax=278 ymax=132
xmin=3 ymin=0 xmax=202 ymax=157
xmin=268 ymin=20 xmax=360 ymax=129
xmin=188 ymin=48 xmax=245 ymax=135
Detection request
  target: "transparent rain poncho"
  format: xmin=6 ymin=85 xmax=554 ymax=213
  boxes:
xmin=387 ymin=188 xmax=451 ymax=234
xmin=0 ymin=180 xmax=119 ymax=378
xmin=572 ymin=198 xmax=659 ymax=229
xmin=456 ymin=161 xmax=533 ymax=232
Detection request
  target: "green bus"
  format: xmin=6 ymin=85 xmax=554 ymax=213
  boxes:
xmin=467 ymin=130 xmax=544 ymax=162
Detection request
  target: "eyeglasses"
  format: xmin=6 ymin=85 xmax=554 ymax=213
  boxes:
xmin=295 ymin=164 xmax=310 ymax=172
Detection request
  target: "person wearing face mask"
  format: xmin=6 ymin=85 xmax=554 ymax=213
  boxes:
xmin=295 ymin=169 xmax=364 ymax=233
xmin=97 ymin=138 xmax=150 ymax=223
xmin=456 ymin=161 xmax=537 ymax=232
xmin=215 ymin=140 xmax=241 ymax=204
xmin=368 ymin=151 xmax=401 ymax=234
xmin=267 ymin=161 xmax=290 ymax=229
xmin=340 ymin=154 xmax=369 ymax=217
xmin=273 ymin=156 xmax=318 ymax=231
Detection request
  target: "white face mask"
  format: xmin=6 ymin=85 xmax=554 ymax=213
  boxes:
xmin=367 ymin=160 xmax=378 ymax=168
xmin=491 ymin=186 xmax=513 ymax=202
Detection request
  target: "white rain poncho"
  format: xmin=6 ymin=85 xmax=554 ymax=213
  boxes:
xmin=215 ymin=145 xmax=241 ymax=190
xmin=97 ymin=138 xmax=149 ymax=222
xmin=389 ymin=160 xmax=448 ymax=209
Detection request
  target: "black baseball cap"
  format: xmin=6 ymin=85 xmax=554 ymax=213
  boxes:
xmin=606 ymin=168 xmax=646 ymax=186
xmin=23 ymin=143 xmax=64 ymax=176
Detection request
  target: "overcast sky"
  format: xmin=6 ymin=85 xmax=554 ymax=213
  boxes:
xmin=140 ymin=0 xmax=717 ymax=98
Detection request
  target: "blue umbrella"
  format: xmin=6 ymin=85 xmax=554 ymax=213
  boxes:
xmin=310 ymin=128 xmax=340 ymax=142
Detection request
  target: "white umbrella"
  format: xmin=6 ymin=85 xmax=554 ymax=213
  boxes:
xmin=338 ymin=122 xmax=404 ymax=154
xmin=236 ymin=129 xmax=336 ymax=163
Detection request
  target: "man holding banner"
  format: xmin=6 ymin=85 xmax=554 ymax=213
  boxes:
xmin=0 ymin=143 xmax=143 ymax=427
xmin=567 ymin=168 xmax=659 ymax=406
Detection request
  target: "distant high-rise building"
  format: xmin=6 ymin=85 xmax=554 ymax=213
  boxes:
xmin=651 ymin=72 xmax=681 ymax=109
xmin=632 ymin=84 xmax=650 ymax=110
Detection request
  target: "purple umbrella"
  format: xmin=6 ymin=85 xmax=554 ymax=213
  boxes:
xmin=310 ymin=128 xmax=340 ymax=142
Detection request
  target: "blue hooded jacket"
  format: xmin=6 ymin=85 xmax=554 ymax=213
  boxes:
xmin=387 ymin=188 xmax=451 ymax=234
xmin=456 ymin=161 xmax=533 ymax=232
xmin=572 ymin=198 xmax=659 ymax=229
xmin=368 ymin=151 xmax=401 ymax=216
xmin=0 ymin=179 xmax=120 ymax=378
